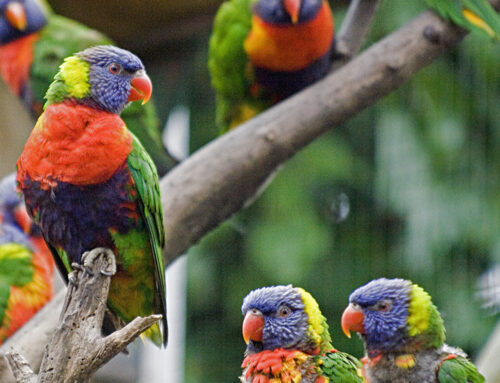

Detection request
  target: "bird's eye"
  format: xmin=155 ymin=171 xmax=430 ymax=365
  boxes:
xmin=108 ymin=63 xmax=122 ymax=74
xmin=375 ymin=300 xmax=392 ymax=312
xmin=278 ymin=305 xmax=291 ymax=317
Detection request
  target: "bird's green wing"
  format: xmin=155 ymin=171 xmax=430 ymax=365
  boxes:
xmin=438 ymin=354 xmax=485 ymax=383
xmin=426 ymin=0 xmax=500 ymax=40
xmin=31 ymin=14 xmax=176 ymax=176
xmin=126 ymin=134 xmax=167 ymax=346
xmin=121 ymin=101 xmax=178 ymax=176
xmin=0 ymin=243 xmax=34 ymax=326
xmin=316 ymin=350 xmax=364 ymax=383
xmin=208 ymin=0 xmax=255 ymax=131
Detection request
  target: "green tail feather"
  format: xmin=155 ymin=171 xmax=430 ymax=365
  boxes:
xmin=426 ymin=0 xmax=500 ymax=40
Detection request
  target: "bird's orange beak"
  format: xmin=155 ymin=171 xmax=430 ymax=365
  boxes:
xmin=5 ymin=2 xmax=27 ymax=31
xmin=242 ymin=310 xmax=264 ymax=344
xmin=283 ymin=0 xmax=301 ymax=24
xmin=128 ymin=71 xmax=152 ymax=104
xmin=341 ymin=303 xmax=365 ymax=338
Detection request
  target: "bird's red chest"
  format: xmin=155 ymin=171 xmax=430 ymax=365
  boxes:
xmin=0 ymin=34 xmax=39 ymax=95
xmin=17 ymin=102 xmax=133 ymax=188
xmin=241 ymin=348 xmax=316 ymax=382
xmin=244 ymin=1 xmax=334 ymax=72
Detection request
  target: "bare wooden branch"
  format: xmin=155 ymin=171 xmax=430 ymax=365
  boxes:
xmin=161 ymin=5 xmax=496 ymax=264
xmin=331 ymin=0 xmax=382 ymax=68
xmin=4 ymin=351 xmax=36 ymax=383
xmin=4 ymin=248 xmax=161 ymax=383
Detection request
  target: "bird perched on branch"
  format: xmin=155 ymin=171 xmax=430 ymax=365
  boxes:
xmin=241 ymin=285 xmax=363 ymax=382
xmin=0 ymin=220 xmax=53 ymax=344
xmin=0 ymin=0 xmax=177 ymax=175
xmin=426 ymin=0 xmax=500 ymax=39
xmin=341 ymin=278 xmax=485 ymax=383
xmin=17 ymin=45 xmax=167 ymax=346
xmin=208 ymin=0 xmax=335 ymax=133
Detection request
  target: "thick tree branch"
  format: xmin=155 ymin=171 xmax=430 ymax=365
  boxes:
xmin=331 ymin=0 xmax=382 ymax=68
xmin=3 ymin=248 xmax=161 ymax=383
xmin=4 ymin=352 xmax=36 ymax=383
xmin=161 ymin=6 xmax=499 ymax=264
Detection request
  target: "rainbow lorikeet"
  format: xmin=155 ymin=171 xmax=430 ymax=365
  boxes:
xmin=241 ymin=285 xmax=363 ymax=383
xmin=0 ymin=0 xmax=176 ymax=176
xmin=0 ymin=220 xmax=54 ymax=344
xmin=0 ymin=172 xmax=53 ymax=262
xmin=341 ymin=278 xmax=485 ymax=383
xmin=426 ymin=0 xmax=500 ymax=40
xmin=208 ymin=0 xmax=335 ymax=132
xmin=16 ymin=45 xmax=167 ymax=346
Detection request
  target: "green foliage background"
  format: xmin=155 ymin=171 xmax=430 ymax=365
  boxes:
xmin=152 ymin=1 xmax=500 ymax=381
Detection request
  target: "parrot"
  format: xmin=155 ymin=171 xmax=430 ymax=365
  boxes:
xmin=208 ymin=0 xmax=335 ymax=132
xmin=16 ymin=45 xmax=167 ymax=347
xmin=241 ymin=285 xmax=363 ymax=383
xmin=0 ymin=0 xmax=177 ymax=176
xmin=0 ymin=220 xmax=53 ymax=344
xmin=425 ymin=0 xmax=500 ymax=40
xmin=0 ymin=172 xmax=53 ymax=263
xmin=341 ymin=278 xmax=485 ymax=383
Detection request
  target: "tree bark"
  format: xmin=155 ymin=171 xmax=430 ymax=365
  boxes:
xmin=331 ymin=0 xmax=382 ymax=68
xmin=160 ymin=8 xmax=477 ymax=264
xmin=4 ymin=248 xmax=161 ymax=383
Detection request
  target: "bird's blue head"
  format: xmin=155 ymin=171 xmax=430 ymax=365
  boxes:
xmin=0 ymin=172 xmax=42 ymax=237
xmin=0 ymin=220 xmax=32 ymax=249
xmin=254 ymin=0 xmax=323 ymax=25
xmin=45 ymin=45 xmax=152 ymax=114
xmin=0 ymin=0 xmax=47 ymax=44
xmin=0 ymin=172 xmax=21 ymax=211
xmin=241 ymin=285 xmax=332 ymax=355
xmin=342 ymin=278 xmax=445 ymax=353
xmin=342 ymin=278 xmax=411 ymax=352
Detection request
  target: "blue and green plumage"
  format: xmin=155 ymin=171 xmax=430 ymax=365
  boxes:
xmin=208 ymin=0 xmax=335 ymax=132
xmin=17 ymin=45 xmax=167 ymax=346
xmin=342 ymin=278 xmax=484 ymax=383
xmin=241 ymin=285 xmax=362 ymax=382
xmin=0 ymin=221 xmax=54 ymax=344
xmin=0 ymin=0 xmax=176 ymax=175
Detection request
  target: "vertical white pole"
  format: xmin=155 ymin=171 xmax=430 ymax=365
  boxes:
xmin=138 ymin=106 xmax=190 ymax=383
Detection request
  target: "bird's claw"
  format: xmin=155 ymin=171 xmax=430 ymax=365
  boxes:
xmin=71 ymin=262 xmax=84 ymax=272
xmin=100 ymin=269 xmax=114 ymax=277
xmin=71 ymin=262 xmax=94 ymax=276
xmin=68 ymin=271 xmax=78 ymax=287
